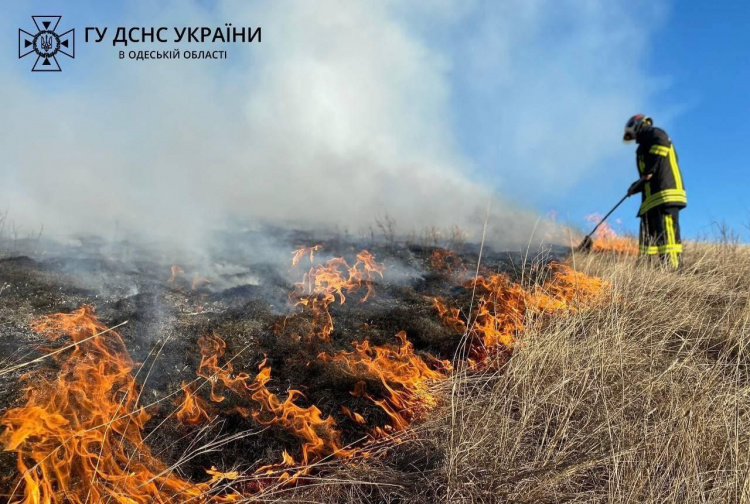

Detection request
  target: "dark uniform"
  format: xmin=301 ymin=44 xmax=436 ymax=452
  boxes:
xmin=634 ymin=127 xmax=687 ymax=268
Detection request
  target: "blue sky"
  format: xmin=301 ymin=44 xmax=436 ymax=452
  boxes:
xmin=434 ymin=0 xmax=750 ymax=239
xmin=652 ymin=1 xmax=750 ymax=239
xmin=579 ymin=1 xmax=750 ymax=239
xmin=1 ymin=1 xmax=747 ymax=244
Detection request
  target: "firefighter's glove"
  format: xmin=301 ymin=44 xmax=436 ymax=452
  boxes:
xmin=627 ymin=180 xmax=642 ymax=197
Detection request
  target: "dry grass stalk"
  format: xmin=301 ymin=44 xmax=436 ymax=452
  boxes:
xmin=287 ymin=242 xmax=750 ymax=503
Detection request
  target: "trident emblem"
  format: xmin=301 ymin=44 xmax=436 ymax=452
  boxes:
xmin=40 ymin=34 xmax=54 ymax=53
xmin=19 ymin=16 xmax=75 ymax=72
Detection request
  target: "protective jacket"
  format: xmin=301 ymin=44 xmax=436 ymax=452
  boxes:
xmin=635 ymin=127 xmax=687 ymax=216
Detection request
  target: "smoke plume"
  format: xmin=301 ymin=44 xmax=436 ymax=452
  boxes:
xmin=0 ymin=0 xmax=662 ymax=249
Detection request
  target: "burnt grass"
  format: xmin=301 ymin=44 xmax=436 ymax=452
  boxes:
xmin=0 ymin=230 xmax=566 ymax=491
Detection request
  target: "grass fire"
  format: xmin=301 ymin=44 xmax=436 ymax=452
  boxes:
xmin=1 ymin=226 xmax=747 ymax=503
xmin=1 ymin=2 xmax=748 ymax=502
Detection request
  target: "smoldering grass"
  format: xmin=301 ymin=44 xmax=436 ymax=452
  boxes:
xmin=4 ymin=237 xmax=750 ymax=503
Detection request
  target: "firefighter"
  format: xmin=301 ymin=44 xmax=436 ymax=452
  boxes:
xmin=623 ymin=114 xmax=687 ymax=269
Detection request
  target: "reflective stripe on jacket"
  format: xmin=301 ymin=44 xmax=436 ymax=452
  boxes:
xmin=635 ymin=127 xmax=687 ymax=216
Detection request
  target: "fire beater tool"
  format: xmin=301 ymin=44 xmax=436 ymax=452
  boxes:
xmin=576 ymin=193 xmax=630 ymax=252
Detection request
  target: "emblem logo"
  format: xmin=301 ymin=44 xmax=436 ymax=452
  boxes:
xmin=19 ymin=16 xmax=75 ymax=72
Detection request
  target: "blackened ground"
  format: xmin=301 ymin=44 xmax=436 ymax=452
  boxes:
xmin=0 ymin=230 xmax=567 ymax=492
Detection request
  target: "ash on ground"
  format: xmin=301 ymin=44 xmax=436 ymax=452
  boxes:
xmin=0 ymin=227 xmax=566 ymax=486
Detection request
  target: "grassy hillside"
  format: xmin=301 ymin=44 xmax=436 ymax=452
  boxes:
xmin=289 ymin=242 xmax=750 ymax=503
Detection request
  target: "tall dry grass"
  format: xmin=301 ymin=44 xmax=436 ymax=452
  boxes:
xmin=284 ymin=242 xmax=750 ymax=503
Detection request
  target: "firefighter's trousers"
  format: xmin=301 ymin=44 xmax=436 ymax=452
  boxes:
xmin=639 ymin=205 xmax=682 ymax=269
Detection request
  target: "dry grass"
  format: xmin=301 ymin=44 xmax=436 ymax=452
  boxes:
xmin=3 ymin=240 xmax=748 ymax=503
xmin=283 ymin=242 xmax=750 ymax=503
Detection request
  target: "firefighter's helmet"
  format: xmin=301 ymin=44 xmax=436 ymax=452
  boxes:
xmin=623 ymin=114 xmax=652 ymax=142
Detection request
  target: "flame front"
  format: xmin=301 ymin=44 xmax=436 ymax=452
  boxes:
xmin=288 ymin=249 xmax=386 ymax=342
xmin=584 ymin=215 xmax=638 ymax=255
xmin=195 ymin=332 xmax=353 ymax=466
xmin=320 ymin=331 xmax=450 ymax=435
xmin=0 ymin=306 xmax=239 ymax=503
xmin=1 ymin=249 xmax=607 ymax=501
xmin=435 ymin=262 xmax=606 ymax=365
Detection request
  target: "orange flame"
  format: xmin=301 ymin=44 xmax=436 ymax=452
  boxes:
xmin=205 ymin=466 xmax=239 ymax=485
xmin=1 ymin=251 xmax=607 ymax=501
xmin=254 ymin=449 xmax=304 ymax=484
xmin=195 ymin=333 xmax=354 ymax=466
xmin=291 ymin=244 xmax=322 ymax=267
xmin=287 ymin=250 xmax=386 ymax=343
xmin=320 ymin=331 xmax=450 ymax=434
xmin=176 ymin=381 xmax=212 ymax=426
xmin=192 ymin=274 xmax=212 ymax=291
xmin=435 ymin=262 xmax=606 ymax=365
xmin=296 ymin=250 xmax=386 ymax=305
xmin=340 ymin=405 xmax=366 ymax=425
xmin=0 ymin=306 xmax=240 ymax=503
xmin=543 ymin=262 xmax=608 ymax=308
xmin=584 ymin=215 xmax=638 ymax=255
xmin=168 ymin=265 xmax=185 ymax=283
xmin=429 ymin=248 xmax=466 ymax=275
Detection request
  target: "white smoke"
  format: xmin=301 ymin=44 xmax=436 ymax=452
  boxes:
xmin=0 ymin=0 xmax=664 ymax=249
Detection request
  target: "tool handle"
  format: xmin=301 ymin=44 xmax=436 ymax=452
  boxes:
xmin=585 ymin=194 xmax=629 ymax=239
